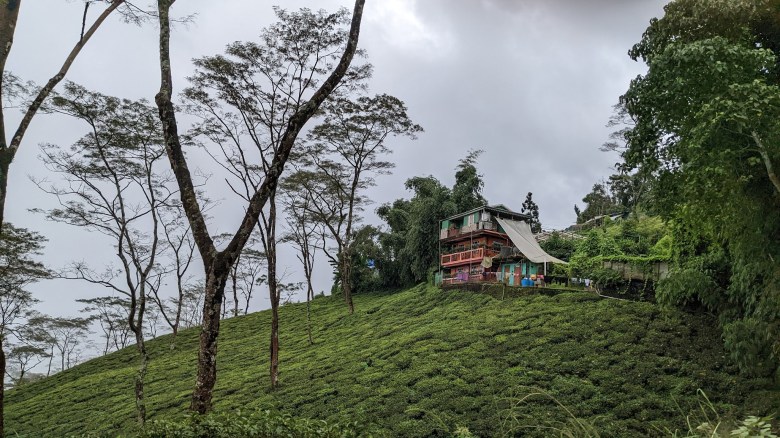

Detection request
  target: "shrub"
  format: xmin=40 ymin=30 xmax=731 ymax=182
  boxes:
xmin=141 ymin=410 xmax=369 ymax=438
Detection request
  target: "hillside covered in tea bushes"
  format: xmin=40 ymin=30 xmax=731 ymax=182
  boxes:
xmin=6 ymin=285 xmax=778 ymax=437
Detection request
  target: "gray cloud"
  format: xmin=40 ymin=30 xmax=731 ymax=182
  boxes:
xmin=7 ymin=0 xmax=665 ymax=333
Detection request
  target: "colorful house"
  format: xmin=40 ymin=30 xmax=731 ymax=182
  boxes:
xmin=437 ymin=204 xmax=566 ymax=286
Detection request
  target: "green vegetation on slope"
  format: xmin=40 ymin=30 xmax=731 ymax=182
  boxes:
xmin=7 ymin=286 xmax=778 ymax=437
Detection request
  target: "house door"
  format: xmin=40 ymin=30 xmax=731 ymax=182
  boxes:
xmin=508 ymin=264 xmax=516 ymax=286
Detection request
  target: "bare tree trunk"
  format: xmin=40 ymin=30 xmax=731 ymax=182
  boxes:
xmin=232 ymin=261 xmax=240 ymax=317
xmin=0 ymin=154 xmax=8 ymax=235
xmin=304 ymin=257 xmax=314 ymax=345
xmin=266 ymin=196 xmax=279 ymax=389
xmin=170 ymin=273 xmax=183 ymax=348
xmin=46 ymin=345 xmax=53 ymax=377
xmin=133 ymin=334 xmax=148 ymax=426
xmin=340 ymin=253 xmax=354 ymax=314
xmin=0 ymin=0 xmax=20 ymax=239
xmin=190 ymin=259 xmax=230 ymax=413
xmin=0 ymin=337 xmax=5 ymax=438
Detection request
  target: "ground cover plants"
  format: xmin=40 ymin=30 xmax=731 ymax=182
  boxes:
xmin=6 ymin=285 xmax=778 ymax=437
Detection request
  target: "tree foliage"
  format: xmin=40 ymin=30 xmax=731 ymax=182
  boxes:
xmin=451 ymin=149 xmax=486 ymax=212
xmin=618 ymin=0 xmax=780 ymax=375
xmin=574 ymin=183 xmax=621 ymax=224
xmin=374 ymin=153 xmax=490 ymax=287
xmin=520 ymin=192 xmax=541 ymax=233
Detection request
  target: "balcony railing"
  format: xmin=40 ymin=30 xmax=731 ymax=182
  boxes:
xmin=441 ymin=247 xmax=500 ymax=267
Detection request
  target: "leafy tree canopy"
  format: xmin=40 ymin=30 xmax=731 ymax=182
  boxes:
xmin=618 ymin=0 xmax=780 ymax=375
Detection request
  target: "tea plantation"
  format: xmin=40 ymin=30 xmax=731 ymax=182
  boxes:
xmin=6 ymin=285 xmax=778 ymax=436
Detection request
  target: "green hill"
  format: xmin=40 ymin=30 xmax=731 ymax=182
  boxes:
xmin=6 ymin=285 xmax=778 ymax=437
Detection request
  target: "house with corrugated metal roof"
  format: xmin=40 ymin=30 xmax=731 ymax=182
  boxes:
xmin=436 ymin=204 xmax=566 ymax=286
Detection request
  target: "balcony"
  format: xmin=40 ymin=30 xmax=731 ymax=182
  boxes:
xmin=439 ymin=221 xmax=497 ymax=240
xmin=441 ymin=247 xmax=500 ymax=267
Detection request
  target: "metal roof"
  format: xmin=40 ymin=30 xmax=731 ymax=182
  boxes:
xmin=440 ymin=204 xmax=529 ymax=223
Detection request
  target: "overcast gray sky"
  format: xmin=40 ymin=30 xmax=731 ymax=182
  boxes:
xmin=6 ymin=0 xmax=666 ymax=341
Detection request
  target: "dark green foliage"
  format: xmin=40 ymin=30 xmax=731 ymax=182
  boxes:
xmin=376 ymin=177 xmax=455 ymax=286
xmin=373 ymin=152 xmax=489 ymax=287
xmin=539 ymin=232 xmax=577 ymax=262
xmin=619 ymin=0 xmax=780 ymax=376
xmin=141 ymin=410 xmax=366 ymax=438
xmin=450 ymin=150 xmax=486 ymax=213
xmin=520 ymin=192 xmax=541 ymax=233
xmin=5 ymin=286 xmax=777 ymax=437
xmin=574 ymin=184 xmax=621 ymax=224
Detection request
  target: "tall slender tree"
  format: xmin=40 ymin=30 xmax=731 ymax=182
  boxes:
xmin=451 ymin=149 xmax=486 ymax=212
xmin=154 ymin=0 xmax=367 ymax=410
xmin=294 ymin=94 xmax=422 ymax=313
xmin=181 ymin=5 xmax=370 ymax=391
xmin=280 ymin=182 xmax=322 ymax=345
xmin=35 ymin=84 xmax=170 ymax=426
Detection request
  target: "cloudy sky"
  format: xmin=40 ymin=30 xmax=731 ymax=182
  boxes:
xmin=6 ymin=0 xmax=666 ymax=334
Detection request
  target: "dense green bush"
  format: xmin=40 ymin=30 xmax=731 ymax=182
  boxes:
xmin=141 ymin=410 xmax=367 ymax=438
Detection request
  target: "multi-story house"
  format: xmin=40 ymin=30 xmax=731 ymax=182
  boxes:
xmin=438 ymin=204 xmax=566 ymax=286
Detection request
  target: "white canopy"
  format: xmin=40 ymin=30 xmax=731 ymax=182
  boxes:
xmin=495 ymin=217 xmax=568 ymax=265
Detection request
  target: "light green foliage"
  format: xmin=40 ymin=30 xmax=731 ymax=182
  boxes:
xmin=539 ymin=232 xmax=577 ymax=263
xmin=730 ymin=416 xmax=778 ymax=438
xmin=5 ymin=286 xmax=776 ymax=437
xmin=567 ymin=216 xmax=672 ymax=291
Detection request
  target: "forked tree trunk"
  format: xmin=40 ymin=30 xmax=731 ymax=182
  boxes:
xmin=190 ymin=258 xmax=230 ymax=413
xmin=154 ymin=0 xmax=366 ymax=414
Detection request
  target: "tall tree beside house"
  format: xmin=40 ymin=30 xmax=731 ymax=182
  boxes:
xmin=154 ymin=0 xmax=367 ymax=409
xmin=520 ymin=192 xmax=542 ymax=233
xmin=618 ymin=0 xmax=780 ymax=375
xmin=0 ymin=223 xmax=47 ymax=435
xmin=451 ymin=149 xmax=487 ymax=212
xmin=377 ymin=176 xmax=457 ymax=286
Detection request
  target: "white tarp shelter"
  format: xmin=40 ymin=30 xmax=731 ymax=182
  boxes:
xmin=495 ymin=217 xmax=568 ymax=265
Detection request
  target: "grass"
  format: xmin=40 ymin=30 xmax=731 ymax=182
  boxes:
xmin=6 ymin=284 xmax=778 ymax=437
